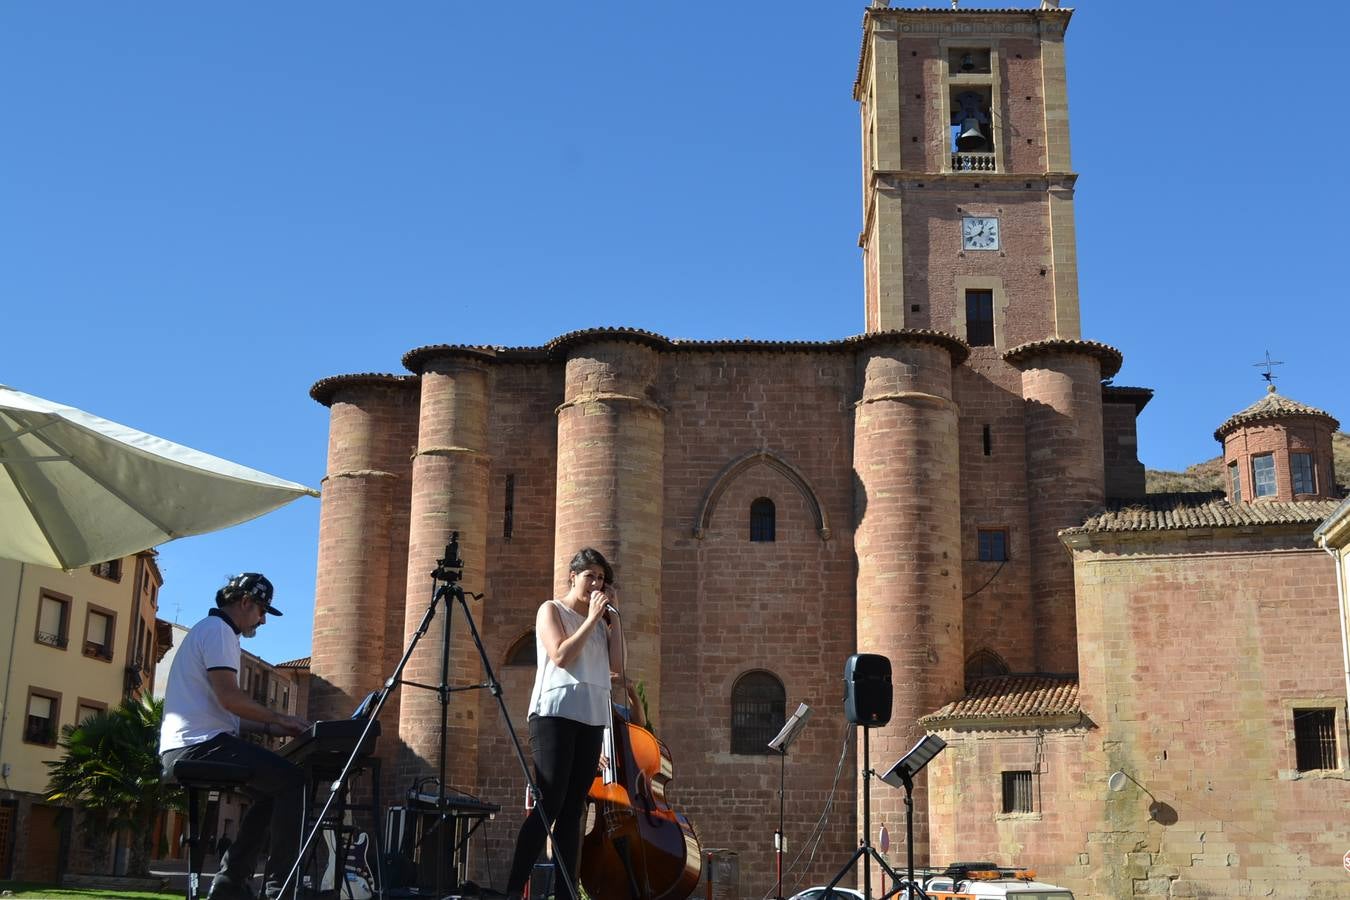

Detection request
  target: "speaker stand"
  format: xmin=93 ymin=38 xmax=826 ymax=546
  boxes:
xmin=821 ymin=725 xmax=907 ymax=899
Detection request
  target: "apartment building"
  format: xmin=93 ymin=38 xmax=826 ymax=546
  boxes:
xmin=0 ymin=551 xmax=165 ymax=881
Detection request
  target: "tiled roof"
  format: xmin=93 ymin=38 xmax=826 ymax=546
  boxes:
xmin=877 ymin=6 xmax=1073 ymax=12
xmin=1002 ymin=339 xmax=1123 ymax=379
xmin=309 ymin=373 xmax=418 ymax=407
xmin=1063 ymin=492 xmax=1343 ymax=535
xmin=275 ymin=656 xmax=311 ymax=669
xmin=1214 ymin=388 xmax=1339 ymax=440
xmin=1103 ymin=384 xmax=1153 ymax=412
xmin=920 ymin=675 xmax=1082 ymax=726
xmin=399 ymin=327 xmax=970 ymax=374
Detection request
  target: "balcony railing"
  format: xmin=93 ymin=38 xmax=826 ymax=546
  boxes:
xmin=951 ymin=152 xmax=997 ymax=172
xmin=84 ymin=641 xmax=114 ymax=661
xmin=36 ymin=630 xmax=68 ymax=649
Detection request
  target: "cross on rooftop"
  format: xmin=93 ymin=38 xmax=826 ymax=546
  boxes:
xmin=1251 ymin=350 xmax=1284 ymax=388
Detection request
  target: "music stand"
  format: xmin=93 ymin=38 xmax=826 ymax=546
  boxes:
xmin=767 ymin=702 xmax=812 ymax=900
xmin=879 ymin=734 xmax=947 ymax=900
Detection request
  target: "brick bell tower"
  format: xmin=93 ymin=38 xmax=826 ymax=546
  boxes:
xmin=850 ymin=1 xmax=1112 ymax=868
xmin=855 ymin=1 xmax=1079 ymax=345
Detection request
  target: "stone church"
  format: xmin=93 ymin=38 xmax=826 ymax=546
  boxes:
xmin=305 ymin=4 xmax=1350 ymax=897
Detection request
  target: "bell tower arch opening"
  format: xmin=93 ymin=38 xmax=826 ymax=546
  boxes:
xmin=855 ymin=5 xmax=1080 ymax=343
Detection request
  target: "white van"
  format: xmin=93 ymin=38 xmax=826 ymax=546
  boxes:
xmin=921 ymin=863 xmax=1075 ymax=900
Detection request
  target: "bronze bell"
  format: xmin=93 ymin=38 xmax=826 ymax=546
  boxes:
xmin=955 ymin=118 xmax=988 ymax=151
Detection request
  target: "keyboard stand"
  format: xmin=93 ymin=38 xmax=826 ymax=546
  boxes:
xmin=296 ymin=756 xmax=386 ymax=899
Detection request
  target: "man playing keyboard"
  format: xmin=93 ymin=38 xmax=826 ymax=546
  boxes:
xmin=160 ymin=573 xmax=311 ymax=900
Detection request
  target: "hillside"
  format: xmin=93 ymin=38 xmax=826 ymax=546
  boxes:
xmin=1145 ymin=431 xmax=1350 ymax=494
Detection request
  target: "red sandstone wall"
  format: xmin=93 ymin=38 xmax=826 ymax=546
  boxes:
xmin=898 ymin=36 xmax=1049 ymax=175
xmin=322 ymin=338 xmax=1143 ymax=894
xmin=1102 ymin=399 xmax=1145 ymax=500
xmin=1017 ymin=350 xmax=1104 ymax=674
xmin=927 ymin=727 xmax=1095 ymax=885
xmin=312 ymin=381 xmax=419 ymax=720
xmin=1222 ymin=419 xmax=1339 ymax=503
xmin=854 ymin=339 xmax=965 ymax=876
xmin=928 ymin=535 xmax=1349 ymax=898
xmin=901 ymin=190 xmax=1056 ymax=343
xmin=312 ymin=380 xmax=419 ymax=805
xmin=659 ymin=350 xmax=860 ymax=895
xmin=1064 ymin=535 xmax=1347 ymax=897
xmin=955 ymin=353 xmax=1035 ymax=673
xmin=471 ymin=361 xmax=562 ymax=886
xmin=398 ymin=357 xmax=492 ymax=792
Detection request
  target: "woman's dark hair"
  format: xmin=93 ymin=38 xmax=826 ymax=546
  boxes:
xmin=569 ymin=547 xmax=614 ymax=586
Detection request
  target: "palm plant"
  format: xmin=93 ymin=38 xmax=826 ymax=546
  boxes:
xmin=45 ymin=695 xmax=182 ymax=876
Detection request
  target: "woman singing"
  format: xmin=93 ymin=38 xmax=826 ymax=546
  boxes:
xmin=504 ymin=547 xmax=625 ymax=900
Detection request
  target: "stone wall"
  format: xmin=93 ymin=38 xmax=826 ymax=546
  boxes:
xmin=1065 ymin=531 xmax=1349 ymax=898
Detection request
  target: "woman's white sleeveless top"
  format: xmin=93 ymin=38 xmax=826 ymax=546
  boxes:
xmin=527 ymin=600 xmax=611 ymax=727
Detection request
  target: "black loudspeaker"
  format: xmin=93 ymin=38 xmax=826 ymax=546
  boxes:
xmin=844 ymin=653 xmax=893 ymax=726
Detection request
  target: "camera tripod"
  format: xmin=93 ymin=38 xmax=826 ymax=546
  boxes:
xmin=278 ymin=532 xmax=582 ymax=900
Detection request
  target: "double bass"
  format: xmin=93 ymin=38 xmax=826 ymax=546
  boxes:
xmin=580 ymin=703 xmax=702 ymax=900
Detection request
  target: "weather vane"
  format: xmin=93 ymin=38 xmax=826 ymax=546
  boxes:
xmin=1251 ymin=350 xmax=1284 ymax=389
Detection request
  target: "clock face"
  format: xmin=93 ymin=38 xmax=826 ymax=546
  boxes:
xmin=962 ymin=216 xmax=1000 ymax=250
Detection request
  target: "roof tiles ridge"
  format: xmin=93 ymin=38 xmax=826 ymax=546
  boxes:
xmin=1214 ymin=389 xmax=1340 ymax=440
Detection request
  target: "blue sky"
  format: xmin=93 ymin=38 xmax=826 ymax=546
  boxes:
xmin=3 ymin=2 xmax=1346 ymax=665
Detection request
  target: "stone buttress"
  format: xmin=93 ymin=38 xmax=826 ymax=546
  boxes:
xmin=1004 ymin=339 xmax=1119 ymax=674
xmin=553 ymin=333 xmax=666 ymax=719
xmin=309 ymin=375 xmax=418 ymax=723
xmin=399 ymin=351 xmax=493 ymax=786
xmin=852 ymin=331 xmax=966 ymax=863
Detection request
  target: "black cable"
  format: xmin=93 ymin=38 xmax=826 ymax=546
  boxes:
xmin=962 ymin=557 xmax=1008 ymax=600
xmin=764 ymin=720 xmax=855 ymax=899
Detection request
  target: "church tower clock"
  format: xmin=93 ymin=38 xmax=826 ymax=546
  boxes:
xmin=854 ymin=2 xmax=1079 ymax=347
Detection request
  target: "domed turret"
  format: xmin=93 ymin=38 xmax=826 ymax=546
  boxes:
xmin=1214 ymin=387 xmax=1339 ymax=502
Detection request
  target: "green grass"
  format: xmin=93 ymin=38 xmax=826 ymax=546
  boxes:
xmin=0 ymin=883 xmax=179 ymax=900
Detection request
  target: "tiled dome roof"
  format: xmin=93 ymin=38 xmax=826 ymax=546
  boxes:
xmin=1214 ymin=388 xmax=1339 ymax=441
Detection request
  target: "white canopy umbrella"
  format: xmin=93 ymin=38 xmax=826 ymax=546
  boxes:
xmin=0 ymin=384 xmax=319 ymax=570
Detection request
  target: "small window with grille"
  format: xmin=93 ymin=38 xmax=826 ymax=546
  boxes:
xmin=750 ymin=497 xmax=776 ymax=543
xmin=90 ymin=559 xmax=122 ymax=581
xmin=731 ymin=671 xmax=786 ymax=755
xmin=1228 ymin=462 xmax=1242 ymax=502
xmin=35 ymin=592 xmax=70 ymax=650
xmin=1001 ymin=770 xmax=1033 ymax=813
xmin=1293 ymin=708 xmax=1338 ymax=772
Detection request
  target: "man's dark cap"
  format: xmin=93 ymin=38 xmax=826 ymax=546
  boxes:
xmin=215 ymin=573 xmax=282 ymax=616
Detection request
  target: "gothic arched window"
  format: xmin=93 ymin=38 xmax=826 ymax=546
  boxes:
xmin=964 ymin=649 xmax=1010 ymax=689
xmin=750 ymin=497 xmax=776 ymax=542
xmin=505 ymin=631 xmax=537 ymax=668
xmin=731 ymin=671 xmax=786 ymax=755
